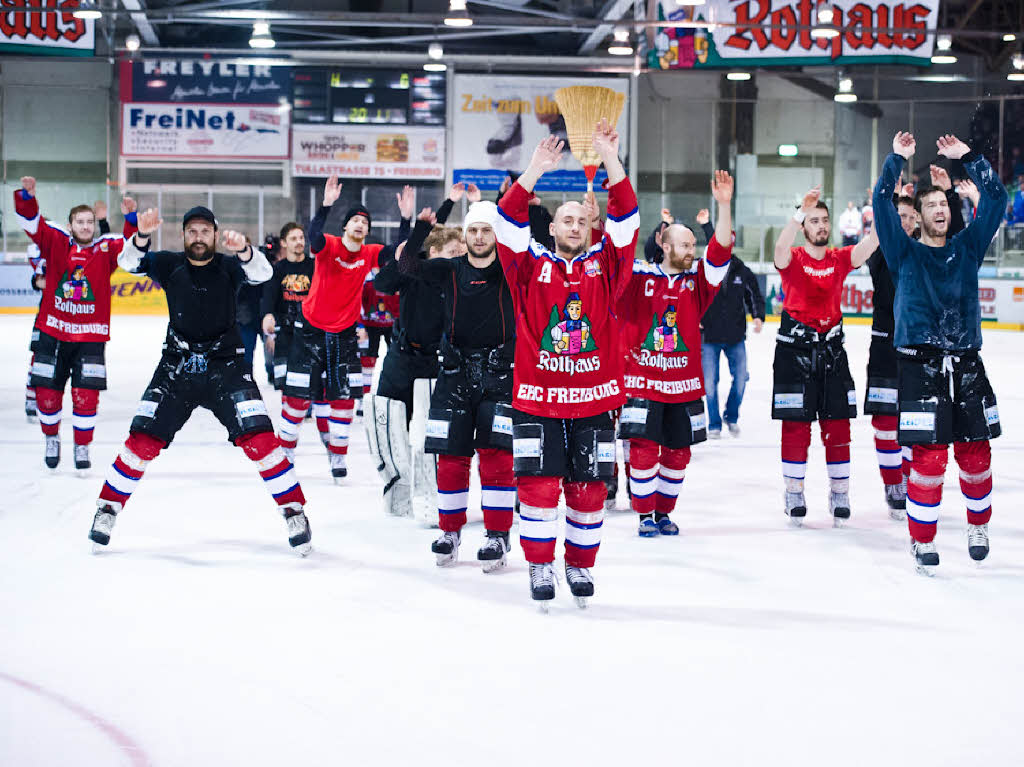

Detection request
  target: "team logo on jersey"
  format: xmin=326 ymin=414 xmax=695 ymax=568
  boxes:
xmin=282 ymin=273 xmax=311 ymax=302
xmin=368 ymin=298 xmax=393 ymax=323
xmin=57 ymin=265 xmax=94 ymax=302
xmin=641 ymin=305 xmax=687 ymax=353
xmin=542 ymin=293 xmax=597 ymax=356
xmin=584 ymin=259 xmax=602 ymax=277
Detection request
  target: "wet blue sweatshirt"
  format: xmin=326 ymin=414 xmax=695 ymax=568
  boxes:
xmin=872 ymin=150 xmax=1007 ymax=352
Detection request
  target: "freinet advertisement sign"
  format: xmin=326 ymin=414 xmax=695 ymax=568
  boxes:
xmin=121 ymin=103 xmax=290 ymax=159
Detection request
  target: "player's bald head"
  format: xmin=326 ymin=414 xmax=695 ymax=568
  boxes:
xmin=662 ymin=224 xmax=695 ymax=247
xmin=554 ymin=200 xmax=586 ymax=221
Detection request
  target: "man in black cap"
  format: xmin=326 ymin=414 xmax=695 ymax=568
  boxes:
xmin=91 ymin=204 xmax=313 ymax=555
xmin=278 ymin=174 xmax=383 ymax=482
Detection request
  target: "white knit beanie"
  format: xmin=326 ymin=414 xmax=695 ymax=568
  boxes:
xmin=463 ymin=200 xmax=498 ymax=235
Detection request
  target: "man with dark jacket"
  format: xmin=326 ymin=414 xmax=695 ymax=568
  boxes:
xmin=700 ymin=254 xmax=764 ymax=438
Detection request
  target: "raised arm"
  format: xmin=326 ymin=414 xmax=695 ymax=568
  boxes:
xmin=119 ymin=207 xmax=163 ymax=274
xmin=938 ymin=134 xmax=1008 ymax=266
xmin=850 ymin=226 xmax=878 ymax=268
xmin=397 ymin=208 xmax=450 ymax=283
xmin=774 ymin=187 xmax=821 ymax=270
xmin=308 ymin=174 xmax=342 ymax=254
xmin=873 ymin=132 xmax=915 ymax=273
xmin=13 ymin=177 xmax=66 ymax=255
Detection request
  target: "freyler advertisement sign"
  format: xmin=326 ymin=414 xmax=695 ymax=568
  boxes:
xmin=648 ymin=0 xmax=939 ymax=70
xmin=120 ymin=59 xmax=292 ymax=105
xmin=0 ymin=0 xmax=95 ymax=55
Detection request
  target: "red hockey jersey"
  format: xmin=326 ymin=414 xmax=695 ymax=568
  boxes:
xmin=619 ymin=235 xmax=732 ymax=403
xmin=303 ymin=237 xmax=383 ymax=332
xmin=495 ymin=178 xmax=639 ymax=419
xmin=779 ymin=245 xmax=854 ymax=331
xmin=360 ymin=270 xmax=400 ymax=329
xmin=15 ymin=190 xmax=135 ymax=344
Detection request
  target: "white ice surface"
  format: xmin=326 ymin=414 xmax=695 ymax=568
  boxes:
xmin=1 ymin=314 xmax=1022 ymax=767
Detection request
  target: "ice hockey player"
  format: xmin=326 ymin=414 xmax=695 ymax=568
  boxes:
xmin=280 ymin=175 xmax=383 ymax=481
xmin=618 ymin=170 xmax=734 ymax=537
xmin=13 ymin=177 xmax=137 ymax=472
xmin=771 ymin=186 xmax=878 ymax=524
xmin=864 ymin=165 xmax=966 ymax=519
xmin=398 ymin=200 xmax=517 ymax=571
xmin=24 ymin=243 xmax=45 ymax=422
xmin=495 ymin=119 xmax=638 ymax=607
xmin=91 ymin=205 xmax=312 ymax=554
xmin=366 ymin=186 xmax=462 ymax=522
xmin=873 ymin=132 xmax=1006 ymax=574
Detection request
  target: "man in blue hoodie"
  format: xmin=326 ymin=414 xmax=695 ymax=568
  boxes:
xmin=873 ymin=132 xmax=1007 ymax=575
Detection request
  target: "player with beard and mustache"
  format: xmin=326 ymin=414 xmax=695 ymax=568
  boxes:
xmin=873 ymin=132 xmax=1007 ymax=574
xmin=771 ymin=187 xmax=878 ymax=526
xmin=397 ymin=201 xmax=517 ymax=572
xmin=494 ymin=120 xmax=639 ymax=608
xmin=91 ymin=205 xmax=314 ymax=555
xmin=279 ymin=175 xmax=384 ymax=482
xmin=13 ymin=177 xmax=137 ymax=473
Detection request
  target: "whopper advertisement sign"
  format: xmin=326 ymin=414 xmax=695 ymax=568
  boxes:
xmin=648 ymin=0 xmax=939 ymax=70
xmin=291 ymin=125 xmax=445 ymax=180
xmin=0 ymin=0 xmax=95 ymax=56
xmin=121 ymin=103 xmax=290 ymax=159
xmin=452 ymin=75 xmax=629 ymax=193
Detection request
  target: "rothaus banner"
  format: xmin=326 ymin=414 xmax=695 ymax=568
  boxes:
xmin=121 ymin=103 xmax=290 ymax=159
xmin=119 ymin=59 xmax=292 ymax=105
xmin=292 ymin=125 xmax=445 ymax=180
xmin=648 ymin=0 xmax=939 ymax=70
xmin=451 ymin=74 xmax=630 ymax=193
xmin=0 ymin=0 xmax=95 ymax=56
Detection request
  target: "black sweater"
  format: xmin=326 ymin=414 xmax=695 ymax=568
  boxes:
xmin=700 ymin=255 xmax=765 ymax=345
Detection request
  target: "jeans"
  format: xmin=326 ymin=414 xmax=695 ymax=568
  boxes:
xmin=238 ymin=323 xmax=258 ymax=374
xmin=702 ymin=341 xmax=749 ymax=432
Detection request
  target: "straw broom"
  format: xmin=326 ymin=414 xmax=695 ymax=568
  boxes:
xmin=554 ymin=86 xmax=626 ymax=192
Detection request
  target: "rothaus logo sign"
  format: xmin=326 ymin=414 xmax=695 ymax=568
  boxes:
xmin=0 ymin=0 xmax=95 ymax=54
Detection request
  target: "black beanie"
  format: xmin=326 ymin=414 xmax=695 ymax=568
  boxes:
xmin=342 ymin=205 xmax=372 ymax=230
xmin=182 ymin=206 xmax=218 ymax=230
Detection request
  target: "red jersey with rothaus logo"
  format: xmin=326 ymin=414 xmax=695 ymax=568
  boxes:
xmin=619 ymin=235 xmax=733 ymax=403
xmin=779 ymin=245 xmax=854 ymax=331
xmin=495 ymin=178 xmax=639 ymax=419
xmin=303 ymin=236 xmax=383 ymax=332
xmin=14 ymin=190 xmax=135 ymax=343
xmin=361 ymin=270 xmax=400 ymax=329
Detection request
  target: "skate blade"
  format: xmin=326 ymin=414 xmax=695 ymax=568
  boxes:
xmin=787 ymin=517 xmax=804 ymax=528
xmin=75 ymin=469 xmax=90 ymax=479
xmin=888 ymin=509 xmax=907 ymax=521
xmin=832 ymin=517 xmax=847 ymax=529
xmin=293 ymin=543 xmax=313 ymax=557
xmin=90 ymin=542 xmax=108 ymax=555
xmin=481 ymin=556 xmax=507 ymax=574
xmin=574 ymin=596 xmax=589 ymax=609
xmin=435 ymin=553 xmax=458 ymax=567
xmin=26 ymin=416 xmax=38 ymax=424
xmin=537 ymin=602 xmax=551 ymax=614
xmin=915 ymin=563 xmax=936 ymax=577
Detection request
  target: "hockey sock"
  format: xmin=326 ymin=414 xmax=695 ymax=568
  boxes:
xmin=328 ymin=399 xmax=354 ymax=456
xmin=279 ymin=395 xmax=308 ymax=449
xmin=312 ymin=400 xmax=330 ymax=440
xmin=871 ymin=414 xmax=902 ymax=486
xmin=517 ymin=475 xmax=561 ymax=564
xmin=902 ymin=446 xmax=913 ymax=478
xmin=71 ymin=388 xmax=99 ymax=446
xmin=36 ymin=386 xmax=63 ymax=437
xmin=437 ymin=454 xmax=471 ymax=532
xmin=628 ymin=437 xmax=659 ymax=515
xmin=654 ymin=446 xmax=690 ymax=515
xmin=780 ymin=420 xmax=811 ymax=492
xmin=25 ymin=358 xmax=36 ymax=410
xmin=478 ymin=448 xmax=515 ymax=533
xmin=564 ymin=481 xmax=605 ymax=568
xmin=821 ymin=419 xmax=851 ymax=493
xmin=98 ymin=431 xmax=165 ymax=509
xmin=907 ymin=444 xmax=947 ymax=543
xmin=237 ymin=431 xmax=305 ymax=508
xmin=360 ymin=356 xmax=376 ymax=396
xmin=954 ymin=440 xmax=992 ymax=526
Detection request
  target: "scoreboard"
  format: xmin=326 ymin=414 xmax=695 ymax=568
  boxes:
xmin=292 ymin=68 xmax=446 ymax=126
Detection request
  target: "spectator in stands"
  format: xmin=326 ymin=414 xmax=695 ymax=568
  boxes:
xmin=839 ymin=201 xmax=862 ymax=245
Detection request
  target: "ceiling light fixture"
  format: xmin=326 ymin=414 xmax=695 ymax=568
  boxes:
xmin=1002 ymin=33 xmax=1016 ymax=42
xmin=249 ymin=21 xmax=275 ymax=49
xmin=73 ymin=1 xmax=102 ymax=20
xmin=444 ymin=0 xmax=473 ymax=27
xmin=930 ymin=54 xmax=957 ymax=64
xmin=608 ymin=26 xmax=633 ymax=56
xmin=778 ymin=144 xmax=798 ymax=157
xmin=424 ymin=63 xmax=448 ymax=72
xmin=726 ymin=71 xmax=751 ymax=81
xmin=428 ymin=42 xmax=443 ymax=60
xmin=936 ymin=34 xmax=952 ymax=50
xmin=811 ymin=5 xmax=839 ymax=40
xmin=125 ymin=34 xmax=141 ymax=52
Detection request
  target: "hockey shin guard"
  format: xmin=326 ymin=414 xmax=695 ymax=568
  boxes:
xmin=71 ymin=387 xmax=99 ymax=446
xmin=328 ymin=399 xmax=354 ymax=456
xmin=872 ymin=414 xmax=903 ymax=486
xmin=437 ymin=454 xmax=471 ymax=532
xmin=237 ymin=431 xmax=305 ymax=508
xmin=312 ymin=400 xmax=330 ymax=445
xmin=564 ymin=481 xmax=605 ymax=568
xmin=821 ymin=418 xmax=851 ymax=494
xmin=478 ymin=448 xmax=515 ymax=533
xmin=954 ymin=440 xmax=992 ymax=526
xmin=781 ymin=420 xmax=812 ymax=492
xmin=36 ymin=386 xmax=63 ymax=437
xmin=517 ymin=475 xmax=560 ymax=564
xmin=628 ymin=437 xmax=659 ymax=515
xmin=907 ymin=444 xmax=948 ymax=543
xmin=655 ymin=446 xmax=691 ymax=515
xmin=279 ymin=395 xmax=308 ymax=449
xmin=98 ymin=431 xmax=165 ymax=510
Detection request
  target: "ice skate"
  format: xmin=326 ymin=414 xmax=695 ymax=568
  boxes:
xmin=477 ymin=531 xmax=510 ymax=573
xmin=74 ymin=444 xmax=91 ymax=475
xmin=603 ymin=478 xmax=617 ymax=510
xmin=565 ymin=564 xmax=594 ymax=609
xmin=829 ymin=491 xmax=851 ymax=527
xmin=911 ymin=539 xmax=939 ymax=575
xmin=431 ymin=530 xmax=461 ymax=567
xmin=784 ymin=490 xmax=807 ymax=525
xmin=885 ymin=481 xmax=907 ymax=519
xmin=283 ymin=507 xmax=312 ymax=556
xmin=967 ymin=523 xmax=989 ymax=562
xmin=89 ymin=503 xmax=118 ymax=550
xmin=638 ymin=516 xmax=658 ymax=537
xmin=330 ymin=453 xmax=347 ymax=483
xmin=44 ymin=435 xmax=60 ymax=470
xmin=727 ymin=422 xmax=741 ymax=437
xmin=656 ymin=516 xmax=679 ymax=536
xmin=529 ymin=562 xmax=555 ymax=609
xmin=486 ymin=108 xmax=523 ymax=168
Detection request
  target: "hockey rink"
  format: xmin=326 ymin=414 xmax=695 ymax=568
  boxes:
xmin=1 ymin=313 xmax=1022 ymax=767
